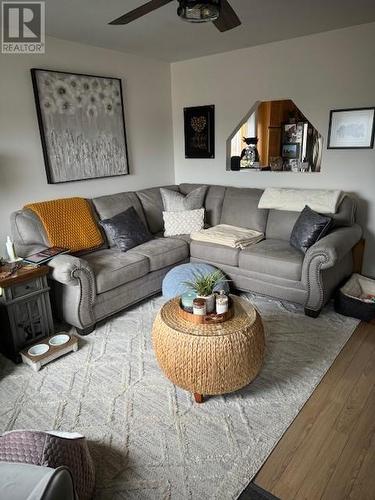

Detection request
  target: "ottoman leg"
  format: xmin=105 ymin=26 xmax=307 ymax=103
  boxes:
xmin=194 ymin=393 xmax=204 ymax=403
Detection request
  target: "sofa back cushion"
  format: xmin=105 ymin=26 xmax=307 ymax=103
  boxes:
xmin=136 ymin=185 xmax=179 ymax=234
xmin=331 ymin=195 xmax=356 ymax=227
xmin=92 ymin=192 xmax=147 ymax=247
xmin=266 ymin=209 xmax=300 ymax=241
xmin=11 ymin=209 xmax=49 ymax=257
xmin=179 ymin=184 xmax=226 ymax=227
xmin=266 ymin=195 xmax=357 ymax=241
xmin=220 ymin=187 xmax=268 ymax=232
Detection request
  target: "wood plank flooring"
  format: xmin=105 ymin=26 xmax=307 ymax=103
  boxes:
xmin=254 ymin=321 xmax=375 ymax=500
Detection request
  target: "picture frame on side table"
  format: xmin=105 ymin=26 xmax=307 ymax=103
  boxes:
xmin=184 ymin=105 xmax=215 ymax=158
xmin=328 ymin=107 xmax=375 ymax=149
xmin=31 ymin=68 xmax=129 ymax=183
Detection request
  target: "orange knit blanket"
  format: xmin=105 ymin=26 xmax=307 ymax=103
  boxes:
xmin=25 ymin=197 xmax=103 ymax=253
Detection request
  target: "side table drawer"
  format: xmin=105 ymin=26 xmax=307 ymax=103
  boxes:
xmin=12 ymin=279 xmax=42 ymax=299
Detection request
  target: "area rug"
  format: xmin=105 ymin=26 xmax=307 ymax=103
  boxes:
xmin=0 ymin=293 xmax=358 ymax=499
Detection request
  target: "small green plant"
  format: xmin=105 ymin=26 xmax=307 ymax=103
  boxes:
xmin=183 ymin=270 xmax=227 ymax=297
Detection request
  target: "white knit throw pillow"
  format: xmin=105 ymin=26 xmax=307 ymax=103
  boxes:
xmin=163 ymin=208 xmax=205 ymax=237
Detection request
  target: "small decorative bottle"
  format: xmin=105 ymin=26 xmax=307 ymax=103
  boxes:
xmin=193 ymin=298 xmax=207 ymax=316
xmin=216 ymin=290 xmax=229 ymax=315
xmin=6 ymin=236 xmax=16 ymax=262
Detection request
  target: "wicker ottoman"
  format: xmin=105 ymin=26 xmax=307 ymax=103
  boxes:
xmin=152 ymin=296 xmax=265 ymax=403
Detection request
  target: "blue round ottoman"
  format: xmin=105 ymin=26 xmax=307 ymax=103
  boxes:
xmin=162 ymin=263 xmax=230 ymax=299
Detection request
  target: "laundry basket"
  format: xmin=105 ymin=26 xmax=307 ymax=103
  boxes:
xmin=335 ymin=273 xmax=375 ymax=321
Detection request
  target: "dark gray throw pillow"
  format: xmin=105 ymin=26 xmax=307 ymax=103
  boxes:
xmin=100 ymin=206 xmax=152 ymax=252
xmin=290 ymin=205 xmax=332 ymax=253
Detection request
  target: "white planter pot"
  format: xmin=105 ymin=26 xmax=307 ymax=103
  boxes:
xmin=197 ymin=293 xmax=215 ymax=313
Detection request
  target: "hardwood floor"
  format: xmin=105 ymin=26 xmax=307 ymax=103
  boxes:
xmin=254 ymin=321 xmax=375 ymax=500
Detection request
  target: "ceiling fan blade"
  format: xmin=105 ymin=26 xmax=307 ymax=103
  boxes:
xmin=213 ymin=0 xmax=241 ymax=32
xmin=109 ymin=0 xmax=173 ymax=25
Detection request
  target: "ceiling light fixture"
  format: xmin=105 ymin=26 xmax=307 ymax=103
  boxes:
xmin=177 ymin=0 xmax=220 ymax=23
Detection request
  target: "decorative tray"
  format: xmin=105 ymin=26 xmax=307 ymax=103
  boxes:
xmin=178 ymin=297 xmax=234 ymax=325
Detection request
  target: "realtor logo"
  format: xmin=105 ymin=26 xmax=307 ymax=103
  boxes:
xmin=1 ymin=1 xmax=45 ymax=54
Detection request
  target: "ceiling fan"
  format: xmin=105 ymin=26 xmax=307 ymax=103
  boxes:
xmin=109 ymin=0 xmax=241 ymax=32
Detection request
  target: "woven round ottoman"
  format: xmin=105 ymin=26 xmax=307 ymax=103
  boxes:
xmin=152 ymin=296 xmax=265 ymax=403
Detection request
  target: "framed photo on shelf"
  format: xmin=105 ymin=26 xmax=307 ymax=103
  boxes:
xmin=282 ymin=142 xmax=300 ymax=159
xmin=328 ymin=107 xmax=375 ymax=149
xmin=184 ymin=105 xmax=215 ymax=158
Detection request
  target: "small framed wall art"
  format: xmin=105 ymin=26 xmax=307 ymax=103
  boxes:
xmin=184 ymin=105 xmax=215 ymax=158
xmin=31 ymin=68 xmax=129 ymax=183
xmin=328 ymin=107 xmax=375 ymax=149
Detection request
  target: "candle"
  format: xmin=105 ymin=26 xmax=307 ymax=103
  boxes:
xmin=216 ymin=290 xmax=229 ymax=314
xmin=193 ymin=298 xmax=206 ymax=316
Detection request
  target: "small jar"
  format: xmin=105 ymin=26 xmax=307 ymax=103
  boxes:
xmin=181 ymin=291 xmax=197 ymax=312
xmin=216 ymin=290 xmax=229 ymax=314
xmin=193 ymin=298 xmax=207 ymax=316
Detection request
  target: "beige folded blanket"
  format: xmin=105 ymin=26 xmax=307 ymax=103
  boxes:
xmin=191 ymin=224 xmax=264 ymax=249
xmin=258 ymin=188 xmax=344 ymax=214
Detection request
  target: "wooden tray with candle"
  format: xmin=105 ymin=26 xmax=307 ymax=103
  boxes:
xmin=178 ymin=297 xmax=234 ymax=325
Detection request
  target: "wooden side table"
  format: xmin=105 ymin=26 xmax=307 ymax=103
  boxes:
xmin=0 ymin=264 xmax=54 ymax=363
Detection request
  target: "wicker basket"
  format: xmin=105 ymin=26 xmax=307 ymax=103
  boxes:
xmin=152 ymin=296 xmax=265 ymax=396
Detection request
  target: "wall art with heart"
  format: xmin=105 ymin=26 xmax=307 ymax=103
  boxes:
xmin=184 ymin=105 xmax=215 ymax=159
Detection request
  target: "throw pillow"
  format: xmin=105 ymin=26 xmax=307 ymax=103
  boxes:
xmin=163 ymin=208 xmax=205 ymax=237
xmin=100 ymin=206 xmax=152 ymax=252
xmin=160 ymin=186 xmax=207 ymax=212
xmin=290 ymin=205 xmax=332 ymax=253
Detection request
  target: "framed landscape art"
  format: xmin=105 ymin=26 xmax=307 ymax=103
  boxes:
xmin=184 ymin=105 xmax=215 ymax=158
xmin=31 ymin=69 xmax=129 ymax=183
xmin=328 ymin=107 xmax=375 ymax=149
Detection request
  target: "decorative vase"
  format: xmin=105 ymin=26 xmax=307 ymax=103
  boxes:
xmin=197 ymin=293 xmax=215 ymax=313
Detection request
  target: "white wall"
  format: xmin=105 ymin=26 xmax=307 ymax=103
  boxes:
xmin=171 ymin=23 xmax=375 ymax=276
xmin=0 ymin=36 xmax=174 ymax=253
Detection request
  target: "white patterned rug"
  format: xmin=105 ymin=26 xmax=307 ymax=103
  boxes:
xmin=0 ymin=294 xmax=358 ymax=499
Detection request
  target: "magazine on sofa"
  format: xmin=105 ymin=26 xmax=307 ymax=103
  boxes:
xmin=23 ymin=247 xmax=69 ymax=265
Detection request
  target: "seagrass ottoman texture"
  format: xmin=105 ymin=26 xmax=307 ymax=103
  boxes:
xmin=152 ymin=296 xmax=265 ymax=403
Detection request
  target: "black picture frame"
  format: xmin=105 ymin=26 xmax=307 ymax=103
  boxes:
xmin=184 ymin=105 xmax=215 ymax=158
xmin=31 ymin=68 xmax=130 ymax=184
xmin=327 ymin=107 xmax=375 ymax=149
xmin=282 ymin=142 xmax=300 ymax=159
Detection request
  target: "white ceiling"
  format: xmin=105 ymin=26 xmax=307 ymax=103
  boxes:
xmin=45 ymin=0 xmax=375 ymax=62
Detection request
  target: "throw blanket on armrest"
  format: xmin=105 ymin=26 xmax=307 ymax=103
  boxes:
xmin=191 ymin=224 xmax=264 ymax=249
xmin=258 ymin=188 xmax=344 ymax=214
xmin=25 ymin=197 xmax=103 ymax=253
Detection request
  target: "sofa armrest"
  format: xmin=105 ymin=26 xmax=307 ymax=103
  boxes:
xmin=48 ymin=255 xmax=96 ymax=329
xmin=303 ymin=224 xmax=362 ymax=274
xmin=302 ymin=224 xmax=362 ymax=312
xmin=49 ymin=255 xmax=95 ymax=292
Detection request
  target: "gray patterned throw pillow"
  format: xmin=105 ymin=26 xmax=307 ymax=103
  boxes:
xmin=160 ymin=186 xmax=207 ymax=212
xmin=100 ymin=206 xmax=152 ymax=252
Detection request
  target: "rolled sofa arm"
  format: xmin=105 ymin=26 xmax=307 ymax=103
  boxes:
xmin=48 ymin=254 xmax=96 ymax=330
xmin=302 ymin=224 xmax=362 ymax=312
xmin=49 ymin=255 xmax=95 ymax=291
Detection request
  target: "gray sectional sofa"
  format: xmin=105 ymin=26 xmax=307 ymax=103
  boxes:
xmin=11 ymin=184 xmax=362 ymax=333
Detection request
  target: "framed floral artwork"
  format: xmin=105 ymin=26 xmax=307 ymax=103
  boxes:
xmin=184 ymin=105 xmax=215 ymax=158
xmin=31 ymin=69 xmax=129 ymax=183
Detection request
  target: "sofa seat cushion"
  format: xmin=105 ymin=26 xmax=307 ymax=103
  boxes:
xmin=239 ymin=239 xmax=304 ymax=281
xmin=84 ymin=249 xmax=149 ymax=294
xmin=190 ymin=240 xmax=240 ymax=267
xmin=128 ymin=238 xmax=189 ymax=272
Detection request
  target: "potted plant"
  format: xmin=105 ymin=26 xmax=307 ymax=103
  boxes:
xmin=183 ymin=270 xmax=227 ymax=313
